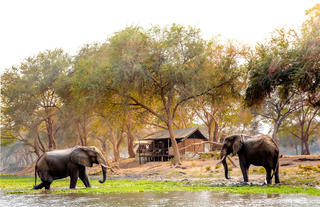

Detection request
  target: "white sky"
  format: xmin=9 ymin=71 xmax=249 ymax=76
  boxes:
xmin=0 ymin=0 xmax=319 ymax=73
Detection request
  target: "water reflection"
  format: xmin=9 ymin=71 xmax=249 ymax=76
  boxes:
xmin=0 ymin=191 xmax=319 ymax=207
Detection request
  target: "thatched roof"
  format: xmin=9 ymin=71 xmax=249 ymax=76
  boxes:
xmin=143 ymin=127 xmax=208 ymax=140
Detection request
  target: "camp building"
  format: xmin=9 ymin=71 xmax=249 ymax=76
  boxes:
xmin=136 ymin=127 xmax=208 ymax=163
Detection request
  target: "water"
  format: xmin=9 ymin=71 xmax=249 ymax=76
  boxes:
xmin=0 ymin=191 xmax=319 ymax=207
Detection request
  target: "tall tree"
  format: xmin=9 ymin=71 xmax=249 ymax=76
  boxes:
xmin=281 ymin=94 xmax=320 ymax=154
xmin=192 ymin=39 xmax=248 ymax=144
xmin=246 ymin=4 xmax=320 ymax=108
xmin=251 ymin=89 xmax=300 ymax=144
xmin=102 ymin=25 xmax=242 ymax=165
xmin=1 ymin=49 xmax=71 ymax=152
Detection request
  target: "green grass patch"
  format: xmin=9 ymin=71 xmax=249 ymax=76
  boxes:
xmin=251 ymin=167 xmax=266 ymax=174
xmin=0 ymin=176 xmax=320 ymax=196
xmin=298 ymin=164 xmax=320 ymax=173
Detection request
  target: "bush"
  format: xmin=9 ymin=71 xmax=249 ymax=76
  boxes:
xmin=200 ymin=153 xmax=212 ymax=160
xmin=205 ymin=166 xmax=212 ymax=171
xmin=215 ymin=164 xmax=222 ymax=169
xmin=212 ymin=150 xmax=221 ymax=160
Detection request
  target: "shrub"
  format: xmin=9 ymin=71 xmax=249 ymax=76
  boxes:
xmin=205 ymin=166 xmax=212 ymax=171
xmin=212 ymin=150 xmax=221 ymax=160
xmin=258 ymin=167 xmax=266 ymax=174
xmin=200 ymin=153 xmax=212 ymax=160
xmin=215 ymin=164 xmax=222 ymax=169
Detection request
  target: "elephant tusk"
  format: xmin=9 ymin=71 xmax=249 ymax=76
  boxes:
xmin=227 ymin=156 xmax=238 ymax=168
xmin=216 ymin=154 xmax=227 ymax=166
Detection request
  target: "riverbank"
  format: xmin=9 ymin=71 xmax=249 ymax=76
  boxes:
xmin=1 ymin=155 xmax=320 ymax=196
xmin=1 ymin=177 xmax=320 ymax=196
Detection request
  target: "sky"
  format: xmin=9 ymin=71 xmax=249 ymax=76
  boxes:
xmin=0 ymin=0 xmax=319 ymax=73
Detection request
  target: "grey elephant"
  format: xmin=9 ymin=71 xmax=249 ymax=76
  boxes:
xmin=33 ymin=146 xmax=108 ymax=190
xmin=220 ymin=135 xmax=280 ymax=184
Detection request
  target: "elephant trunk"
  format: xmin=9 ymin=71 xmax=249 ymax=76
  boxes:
xmin=220 ymin=149 xmax=229 ymax=180
xmin=99 ymin=165 xmax=107 ymax=183
xmin=222 ymin=155 xmax=230 ymax=179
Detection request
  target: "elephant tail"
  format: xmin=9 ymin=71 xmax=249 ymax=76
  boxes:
xmin=34 ymin=165 xmax=37 ymax=186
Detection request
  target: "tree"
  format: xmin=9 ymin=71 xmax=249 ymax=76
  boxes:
xmin=246 ymin=4 xmax=320 ymax=108
xmin=281 ymin=94 xmax=320 ymax=154
xmin=101 ymin=25 xmax=242 ymax=165
xmin=191 ymin=39 xmax=248 ymax=144
xmin=1 ymin=49 xmax=71 ymax=153
xmin=251 ymin=89 xmax=300 ymax=144
xmin=295 ymin=4 xmax=320 ymax=107
xmin=245 ymin=5 xmax=320 ymax=147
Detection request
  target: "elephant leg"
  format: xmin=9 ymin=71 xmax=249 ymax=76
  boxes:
xmin=239 ymin=160 xmax=248 ymax=183
xmin=265 ymin=167 xmax=272 ymax=185
xmin=34 ymin=176 xmax=53 ymax=190
xmin=44 ymin=181 xmax=52 ymax=190
xmin=33 ymin=182 xmax=45 ymax=189
xmin=79 ymin=167 xmax=91 ymax=188
xmin=70 ymin=171 xmax=79 ymax=189
xmin=69 ymin=164 xmax=79 ymax=189
xmin=275 ymin=164 xmax=280 ymax=183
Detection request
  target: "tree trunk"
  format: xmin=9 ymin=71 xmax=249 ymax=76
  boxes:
xmin=272 ymin=121 xmax=280 ymax=145
xmin=167 ymin=119 xmax=181 ymax=165
xmin=77 ymin=120 xmax=88 ymax=146
xmin=33 ymin=130 xmax=42 ymax=157
xmin=304 ymin=140 xmax=310 ymax=155
xmin=112 ymin=143 xmax=120 ymax=163
xmin=102 ymin=140 xmax=108 ymax=156
xmin=77 ymin=122 xmax=84 ymax=146
xmin=45 ymin=117 xmax=56 ymax=150
xmin=111 ymin=132 xmax=121 ymax=163
xmin=213 ymin=121 xmax=219 ymax=142
xmin=294 ymin=142 xmax=298 ymax=155
xmin=33 ymin=138 xmax=41 ymax=157
xmin=300 ymin=138 xmax=305 ymax=155
xmin=97 ymin=137 xmax=109 ymax=161
xmin=126 ymin=124 xmax=136 ymax=158
xmin=114 ymin=147 xmax=120 ymax=163
xmin=208 ymin=122 xmax=213 ymax=142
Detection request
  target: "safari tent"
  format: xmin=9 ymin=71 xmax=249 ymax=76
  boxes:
xmin=136 ymin=127 xmax=208 ymax=163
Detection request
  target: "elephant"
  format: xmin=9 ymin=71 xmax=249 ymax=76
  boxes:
xmin=33 ymin=146 xmax=108 ymax=190
xmin=220 ymin=134 xmax=280 ymax=185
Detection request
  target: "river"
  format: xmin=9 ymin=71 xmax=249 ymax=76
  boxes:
xmin=1 ymin=191 xmax=320 ymax=207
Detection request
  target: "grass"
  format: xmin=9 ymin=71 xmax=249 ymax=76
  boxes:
xmin=0 ymin=176 xmax=320 ymax=196
xmin=298 ymin=164 xmax=320 ymax=173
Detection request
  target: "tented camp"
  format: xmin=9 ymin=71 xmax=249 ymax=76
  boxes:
xmin=136 ymin=127 xmax=208 ymax=163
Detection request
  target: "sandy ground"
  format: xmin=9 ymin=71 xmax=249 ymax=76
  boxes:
xmin=15 ymin=155 xmax=320 ymax=188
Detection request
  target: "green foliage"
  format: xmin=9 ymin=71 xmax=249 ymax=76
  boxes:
xmin=1 ymin=177 xmax=320 ymax=196
xmin=1 ymin=49 xmax=71 ymax=151
xmin=215 ymin=164 xmax=222 ymax=169
xmin=298 ymin=164 xmax=320 ymax=173
xmin=252 ymin=167 xmax=266 ymax=174
xmin=245 ymin=5 xmax=320 ymax=107
xmin=200 ymin=153 xmax=212 ymax=159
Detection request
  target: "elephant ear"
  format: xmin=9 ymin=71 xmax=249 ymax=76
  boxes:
xmin=70 ymin=147 xmax=92 ymax=167
xmin=95 ymin=149 xmax=108 ymax=168
xmin=232 ymin=135 xmax=243 ymax=155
